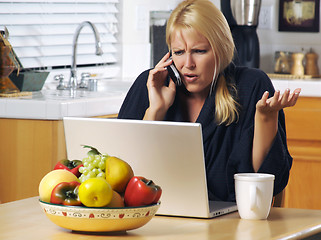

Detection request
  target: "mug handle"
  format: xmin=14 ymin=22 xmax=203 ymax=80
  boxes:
xmin=250 ymin=185 xmax=258 ymax=211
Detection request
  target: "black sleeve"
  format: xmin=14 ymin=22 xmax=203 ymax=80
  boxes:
xmin=117 ymin=70 xmax=150 ymax=120
xmin=227 ymin=68 xmax=292 ymax=198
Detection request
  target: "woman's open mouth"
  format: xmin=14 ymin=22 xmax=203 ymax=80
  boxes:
xmin=183 ymin=74 xmax=198 ymax=83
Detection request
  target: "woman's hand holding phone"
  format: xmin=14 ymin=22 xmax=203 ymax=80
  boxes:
xmin=166 ymin=57 xmax=182 ymax=86
xmin=143 ymin=52 xmax=177 ymax=121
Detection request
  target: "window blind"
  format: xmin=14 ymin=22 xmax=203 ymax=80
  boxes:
xmin=0 ymin=0 xmax=119 ymax=73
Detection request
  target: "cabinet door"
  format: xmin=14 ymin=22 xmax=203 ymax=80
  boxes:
xmin=283 ymin=97 xmax=321 ymax=209
xmin=0 ymin=114 xmax=117 ymax=203
xmin=0 ymin=119 xmax=66 ymax=203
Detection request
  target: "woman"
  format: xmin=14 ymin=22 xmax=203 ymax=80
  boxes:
xmin=118 ymin=0 xmax=300 ymax=201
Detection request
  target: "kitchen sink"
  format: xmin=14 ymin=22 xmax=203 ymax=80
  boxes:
xmin=32 ymin=80 xmax=132 ymax=101
xmin=39 ymin=89 xmax=121 ymax=100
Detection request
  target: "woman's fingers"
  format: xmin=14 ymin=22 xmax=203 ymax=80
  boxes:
xmin=268 ymin=90 xmax=280 ymax=107
xmin=280 ymin=89 xmax=290 ymax=106
xmin=155 ymin=52 xmax=172 ymax=68
xmin=273 ymin=88 xmax=301 ymax=109
xmin=287 ymin=88 xmax=301 ymax=106
xmin=168 ymin=77 xmax=177 ymax=90
xmin=257 ymin=88 xmax=301 ymax=115
xmin=147 ymin=67 xmax=167 ymax=88
xmin=160 ymin=51 xmax=171 ymax=62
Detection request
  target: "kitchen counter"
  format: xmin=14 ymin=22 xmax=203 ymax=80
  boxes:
xmin=0 ymin=81 xmax=133 ymax=120
xmin=2 ymin=197 xmax=321 ymax=240
xmin=0 ymin=79 xmax=320 ymax=120
xmin=271 ymin=78 xmax=321 ymax=97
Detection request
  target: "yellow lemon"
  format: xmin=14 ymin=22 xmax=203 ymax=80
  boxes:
xmin=78 ymin=178 xmax=113 ymax=207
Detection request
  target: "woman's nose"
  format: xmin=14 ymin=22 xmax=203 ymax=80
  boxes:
xmin=184 ymin=54 xmax=196 ymax=69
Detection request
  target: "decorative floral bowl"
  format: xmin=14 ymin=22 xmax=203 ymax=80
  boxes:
xmin=39 ymin=200 xmax=160 ymax=232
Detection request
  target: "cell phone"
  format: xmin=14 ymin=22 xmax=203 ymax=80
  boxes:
xmin=166 ymin=57 xmax=182 ymax=86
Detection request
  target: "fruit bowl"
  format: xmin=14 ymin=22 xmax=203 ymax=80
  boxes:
xmin=39 ymin=200 xmax=160 ymax=232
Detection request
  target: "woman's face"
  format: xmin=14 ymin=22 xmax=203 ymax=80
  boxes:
xmin=170 ymin=28 xmax=216 ymax=97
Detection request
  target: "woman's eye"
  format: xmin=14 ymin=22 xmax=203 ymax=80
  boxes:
xmin=195 ymin=49 xmax=207 ymax=54
xmin=173 ymin=50 xmax=184 ymax=56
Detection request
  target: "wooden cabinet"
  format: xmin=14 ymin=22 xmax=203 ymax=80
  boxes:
xmin=283 ymin=97 xmax=321 ymax=209
xmin=0 ymin=115 xmax=117 ymax=203
xmin=0 ymin=119 xmax=66 ymax=203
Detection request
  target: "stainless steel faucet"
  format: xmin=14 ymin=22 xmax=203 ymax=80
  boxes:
xmin=68 ymin=21 xmax=103 ymax=90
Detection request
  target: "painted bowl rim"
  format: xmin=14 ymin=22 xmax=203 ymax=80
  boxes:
xmin=39 ymin=199 xmax=160 ymax=210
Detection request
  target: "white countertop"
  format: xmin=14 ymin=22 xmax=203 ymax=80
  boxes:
xmin=0 ymin=81 xmax=133 ymax=120
xmin=0 ymin=79 xmax=320 ymax=120
xmin=271 ymin=78 xmax=321 ymax=97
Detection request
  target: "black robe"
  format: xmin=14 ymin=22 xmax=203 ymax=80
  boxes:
xmin=118 ymin=65 xmax=292 ymax=202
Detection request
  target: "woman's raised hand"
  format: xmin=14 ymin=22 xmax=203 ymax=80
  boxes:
xmin=143 ymin=52 xmax=177 ymax=120
xmin=256 ymin=88 xmax=301 ymax=117
xmin=252 ymin=88 xmax=301 ymax=172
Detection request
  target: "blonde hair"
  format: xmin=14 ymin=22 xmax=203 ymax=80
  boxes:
xmin=166 ymin=0 xmax=239 ymax=125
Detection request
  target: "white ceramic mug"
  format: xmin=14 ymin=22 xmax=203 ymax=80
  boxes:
xmin=234 ymin=173 xmax=275 ymax=220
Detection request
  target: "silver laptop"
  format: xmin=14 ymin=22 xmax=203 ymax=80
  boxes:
xmin=63 ymin=117 xmax=237 ymax=218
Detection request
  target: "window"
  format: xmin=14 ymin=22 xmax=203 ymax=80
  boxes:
xmin=0 ymin=0 xmax=119 ymax=79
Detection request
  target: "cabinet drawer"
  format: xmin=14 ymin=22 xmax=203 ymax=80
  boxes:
xmin=284 ymin=97 xmax=321 ymax=141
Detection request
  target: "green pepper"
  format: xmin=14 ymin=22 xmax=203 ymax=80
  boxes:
xmin=50 ymin=181 xmax=82 ymax=206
